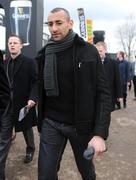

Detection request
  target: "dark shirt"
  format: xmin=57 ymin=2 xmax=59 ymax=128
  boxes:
xmin=8 ymin=58 xmax=15 ymax=84
xmin=45 ymin=46 xmax=75 ymax=125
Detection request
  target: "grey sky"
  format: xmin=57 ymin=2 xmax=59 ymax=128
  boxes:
xmin=44 ymin=0 xmax=136 ymax=52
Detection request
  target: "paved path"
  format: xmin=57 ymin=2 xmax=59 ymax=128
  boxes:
xmin=6 ymin=89 xmax=136 ymax=180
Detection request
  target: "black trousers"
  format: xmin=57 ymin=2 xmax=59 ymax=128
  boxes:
xmin=22 ymin=128 xmax=35 ymax=153
xmin=116 ymin=84 xmax=127 ymax=108
xmin=0 ymin=104 xmax=13 ymax=180
xmin=38 ymin=118 xmax=96 ymax=180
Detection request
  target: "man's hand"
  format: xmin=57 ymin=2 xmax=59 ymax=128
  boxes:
xmin=88 ymin=135 xmax=106 ymax=158
xmin=117 ymin=98 xmax=123 ymax=102
xmin=27 ymin=100 xmax=35 ymax=109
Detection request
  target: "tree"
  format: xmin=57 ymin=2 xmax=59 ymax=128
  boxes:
xmin=117 ymin=15 xmax=136 ymax=60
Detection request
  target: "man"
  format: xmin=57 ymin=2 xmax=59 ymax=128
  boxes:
xmin=0 ymin=49 xmax=11 ymax=180
xmin=96 ymin=41 xmax=122 ymax=111
xmin=5 ymin=34 xmax=37 ymax=164
xmin=116 ymin=51 xmax=131 ymax=108
xmin=0 ymin=49 xmax=10 ymax=124
xmin=36 ymin=8 xmax=111 ymax=180
xmin=0 ymin=49 xmax=10 ymax=127
xmin=131 ymin=55 xmax=136 ymax=100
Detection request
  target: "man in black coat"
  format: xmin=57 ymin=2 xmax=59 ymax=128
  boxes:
xmin=0 ymin=50 xmax=10 ymax=120
xmin=5 ymin=34 xmax=37 ymax=164
xmin=0 ymin=49 xmax=10 ymax=127
xmin=36 ymin=8 xmax=111 ymax=180
xmin=96 ymin=41 xmax=122 ymax=111
xmin=0 ymin=50 xmax=12 ymax=180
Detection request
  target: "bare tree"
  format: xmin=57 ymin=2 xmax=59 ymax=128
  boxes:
xmin=117 ymin=15 xmax=136 ymax=60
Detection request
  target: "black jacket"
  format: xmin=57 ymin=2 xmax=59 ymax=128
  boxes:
xmin=0 ymin=61 xmax=10 ymax=119
xmin=36 ymin=35 xmax=111 ymax=139
xmin=103 ymin=57 xmax=122 ymax=111
xmin=5 ymin=54 xmax=38 ymax=132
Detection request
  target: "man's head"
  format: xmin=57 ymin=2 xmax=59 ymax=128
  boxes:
xmin=8 ymin=34 xmax=23 ymax=58
xmin=47 ymin=7 xmax=73 ymax=41
xmin=95 ymin=41 xmax=107 ymax=60
xmin=117 ymin=51 xmax=125 ymax=61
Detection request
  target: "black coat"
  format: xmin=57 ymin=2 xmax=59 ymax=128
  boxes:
xmin=103 ymin=57 xmax=122 ymax=111
xmin=36 ymin=35 xmax=111 ymax=140
xmin=0 ymin=61 xmax=10 ymax=119
xmin=5 ymin=54 xmax=37 ymax=132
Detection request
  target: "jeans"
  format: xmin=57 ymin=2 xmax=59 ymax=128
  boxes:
xmin=0 ymin=108 xmax=13 ymax=180
xmin=38 ymin=118 xmax=96 ymax=180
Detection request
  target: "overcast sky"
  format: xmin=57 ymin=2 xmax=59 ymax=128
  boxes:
xmin=44 ymin=0 xmax=136 ymax=53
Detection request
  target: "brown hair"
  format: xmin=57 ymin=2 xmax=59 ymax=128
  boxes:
xmin=118 ymin=51 xmax=125 ymax=59
xmin=8 ymin=34 xmax=23 ymax=44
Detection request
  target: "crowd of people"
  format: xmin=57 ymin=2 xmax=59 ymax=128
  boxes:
xmin=0 ymin=7 xmax=135 ymax=180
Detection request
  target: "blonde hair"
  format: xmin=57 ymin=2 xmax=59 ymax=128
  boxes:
xmin=95 ymin=41 xmax=107 ymax=50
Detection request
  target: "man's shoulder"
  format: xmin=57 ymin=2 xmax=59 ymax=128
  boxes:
xmin=75 ymin=35 xmax=95 ymax=48
xmin=20 ymin=54 xmax=35 ymax=64
xmin=74 ymin=35 xmax=98 ymax=56
xmin=20 ymin=54 xmax=32 ymax=60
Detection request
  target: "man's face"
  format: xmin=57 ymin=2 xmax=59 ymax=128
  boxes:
xmin=8 ymin=36 xmax=22 ymax=55
xmin=117 ymin=52 xmax=122 ymax=60
xmin=96 ymin=45 xmax=106 ymax=60
xmin=47 ymin=10 xmax=73 ymax=41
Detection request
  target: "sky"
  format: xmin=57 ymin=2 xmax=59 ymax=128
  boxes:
xmin=43 ymin=0 xmax=136 ymax=53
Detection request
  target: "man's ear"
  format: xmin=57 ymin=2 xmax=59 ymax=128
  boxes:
xmin=20 ymin=44 xmax=23 ymax=49
xmin=69 ymin=19 xmax=74 ymax=29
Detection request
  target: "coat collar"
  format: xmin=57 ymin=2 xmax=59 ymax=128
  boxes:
xmin=7 ymin=54 xmax=23 ymax=78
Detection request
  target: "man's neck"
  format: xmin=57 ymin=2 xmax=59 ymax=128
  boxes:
xmin=119 ymin=57 xmax=124 ymax=61
xmin=11 ymin=52 xmax=21 ymax=59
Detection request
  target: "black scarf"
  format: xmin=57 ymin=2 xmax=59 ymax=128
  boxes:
xmin=44 ymin=30 xmax=76 ymax=96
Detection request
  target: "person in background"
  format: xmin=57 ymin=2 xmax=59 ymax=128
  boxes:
xmin=131 ymin=55 xmax=136 ymax=100
xmin=116 ymin=51 xmax=131 ymax=108
xmin=36 ymin=7 xmax=111 ymax=180
xmin=5 ymin=34 xmax=37 ymax=164
xmin=96 ymin=42 xmax=122 ymax=111
xmin=0 ymin=49 xmax=11 ymax=180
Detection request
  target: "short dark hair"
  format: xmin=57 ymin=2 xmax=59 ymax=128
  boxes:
xmin=8 ymin=34 xmax=23 ymax=44
xmin=50 ymin=7 xmax=70 ymax=20
xmin=119 ymin=51 xmax=125 ymax=59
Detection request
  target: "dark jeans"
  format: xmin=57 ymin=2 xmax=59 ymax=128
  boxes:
xmin=116 ymin=84 xmax=127 ymax=108
xmin=38 ymin=118 xmax=96 ymax=180
xmin=0 ymin=108 xmax=13 ymax=180
xmin=23 ymin=128 xmax=35 ymax=153
xmin=122 ymin=84 xmax=127 ymax=105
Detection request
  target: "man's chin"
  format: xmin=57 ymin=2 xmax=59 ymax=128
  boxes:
xmin=52 ymin=35 xmax=62 ymax=41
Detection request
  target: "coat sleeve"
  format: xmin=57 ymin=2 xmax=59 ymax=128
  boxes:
xmin=35 ymin=47 xmax=46 ymax=132
xmin=93 ymin=52 xmax=111 ymax=140
xmin=0 ymin=62 xmax=10 ymax=118
xmin=29 ymin=58 xmax=38 ymax=103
